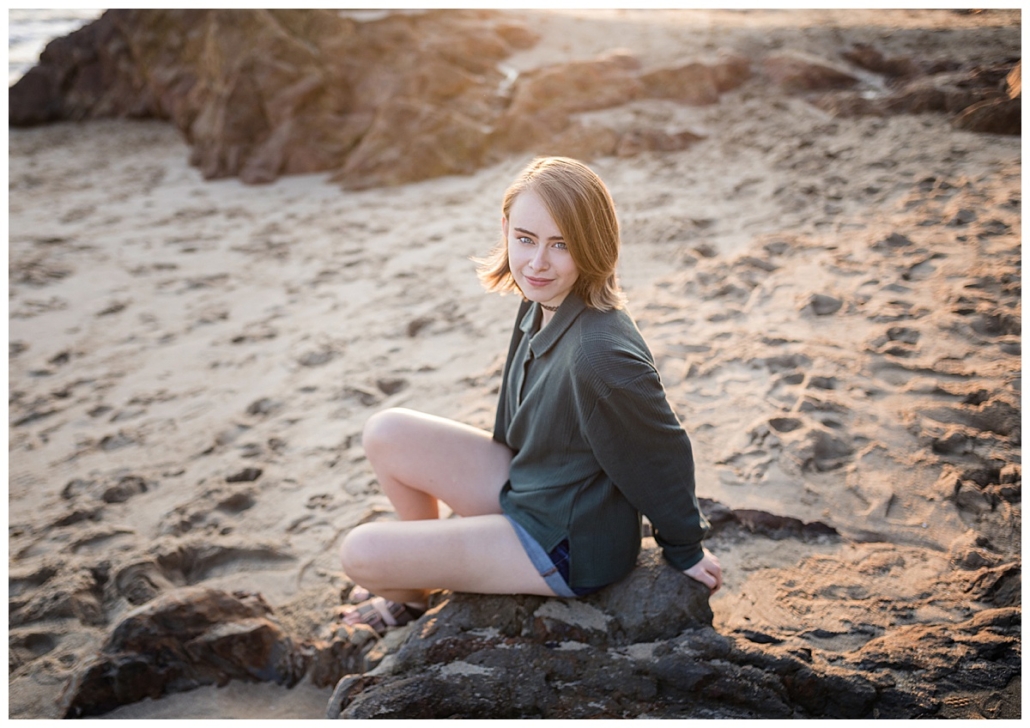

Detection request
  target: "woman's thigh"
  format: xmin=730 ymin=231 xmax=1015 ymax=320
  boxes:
xmin=340 ymin=514 xmax=556 ymax=597
xmin=363 ymin=408 xmax=513 ymax=517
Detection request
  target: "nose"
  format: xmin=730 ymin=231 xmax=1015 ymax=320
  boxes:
xmin=529 ymin=245 xmax=549 ymax=271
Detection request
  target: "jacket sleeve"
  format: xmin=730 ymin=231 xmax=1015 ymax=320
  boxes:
xmin=579 ymin=354 xmax=710 ymax=570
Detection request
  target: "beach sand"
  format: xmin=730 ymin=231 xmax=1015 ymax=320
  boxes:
xmin=8 ymin=9 xmax=1021 ymax=718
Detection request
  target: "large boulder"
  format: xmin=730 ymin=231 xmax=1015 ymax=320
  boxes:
xmin=9 ymin=9 xmax=741 ymax=188
xmin=57 ymin=587 xmax=375 ymax=718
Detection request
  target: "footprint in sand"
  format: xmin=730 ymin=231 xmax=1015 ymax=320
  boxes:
xmin=114 ymin=560 xmax=178 ymax=606
xmin=153 ymin=542 xmax=295 ymax=586
xmin=68 ymin=528 xmax=136 ymax=555
xmin=11 ymin=297 xmax=69 ymax=319
xmin=9 ymin=566 xmax=106 ymax=627
xmin=9 ymin=632 xmax=58 ymax=670
xmin=9 ymin=252 xmax=74 ymax=287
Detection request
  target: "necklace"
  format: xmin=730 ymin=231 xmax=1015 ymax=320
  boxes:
xmin=539 ymin=302 xmax=559 ymax=312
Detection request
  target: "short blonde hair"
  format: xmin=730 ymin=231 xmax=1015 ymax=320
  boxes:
xmin=477 ymin=157 xmax=626 ymax=311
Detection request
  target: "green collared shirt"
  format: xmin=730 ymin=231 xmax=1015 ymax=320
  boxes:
xmin=494 ymin=293 xmax=710 ymax=589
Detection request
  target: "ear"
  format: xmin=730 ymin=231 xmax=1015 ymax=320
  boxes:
xmin=501 ymin=216 xmax=508 ymax=238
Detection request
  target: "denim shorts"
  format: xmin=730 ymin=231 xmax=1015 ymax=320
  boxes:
xmin=504 ymin=514 xmax=603 ymax=598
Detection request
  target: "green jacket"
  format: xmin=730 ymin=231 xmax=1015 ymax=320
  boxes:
xmin=494 ymin=293 xmax=710 ymax=589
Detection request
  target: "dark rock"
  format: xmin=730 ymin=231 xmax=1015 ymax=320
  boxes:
xmin=58 ymin=586 xmax=377 ymax=717
xmin=769 ymin=417 xmax=803 ymax=433
xmin=101 ymin=475 xmax=148 ymax=503
xmin=812 ymin=56 xmax=1020 ymax=137
xmin=806 ymin=293 xmax=843 ymax=316
xmin=216 ymin=491 xmax=256 ymax=513
xmin=329 ymin=594 xmax=957 ymax=719
xmin=730 ymin=508 xmax=837 ymax=540
xmin=948 ymin=208 xmax=978 ymax=226
xmin=406 ymin=316 xmax=434 ymax=337
xmin=245 ymin=397 xmax=281 ymax=416
xmin=58 ymin=588 xmax=307 ymax=717
xmin=226 ymin=467 xmax=262 ymax=483
xmin=952 ymin=97 xmax=1021 ymax=135
xmin=375 ymin=377 xmax=408 ymax=396
xmin=873 ymin=232 xmax=913 ymax=251
xmin=98 ymin=431 xmax=135 ymax=451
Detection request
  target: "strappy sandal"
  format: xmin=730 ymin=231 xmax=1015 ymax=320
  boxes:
xmin=341 ymin=596 xmax=425 ymax=636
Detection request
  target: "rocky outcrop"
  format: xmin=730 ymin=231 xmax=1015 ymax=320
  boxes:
xmin=57 ymin=588 xmax=378 ymax=718
xmin=9 ymin=9 xmax=747 ymax=188
xmin=327 ymin=553 xmax=1020 ymax=719
xmin=11 ymin=11 xmax=1018 ymax=192
xmin=52 ymin=497 xmax=1019 ymax=719
xmin=802 ymin=48 xmax=1021 ymax=135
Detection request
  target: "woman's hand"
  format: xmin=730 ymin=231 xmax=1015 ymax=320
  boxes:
xmin=683 ymin=548 xmax=722 ymax=593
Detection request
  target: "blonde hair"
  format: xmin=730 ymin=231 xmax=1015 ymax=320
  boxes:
xmin=476 ymin=157 xmax=626 ymax=311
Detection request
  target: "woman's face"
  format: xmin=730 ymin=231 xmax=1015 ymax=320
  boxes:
xmin=503 ymin=190 xmax=579 ymax=311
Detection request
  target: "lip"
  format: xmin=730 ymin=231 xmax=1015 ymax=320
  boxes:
xmin=524 ymin=276 xmax=553 ymax=287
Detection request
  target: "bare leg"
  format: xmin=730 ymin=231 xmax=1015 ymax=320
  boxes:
xmin=340 ymin=408 xmax=555 ymax=603
xmin=340 ymin=514 xmax=555 ymax=604
xmin=361 ymin=407 xmax=514 ymax=520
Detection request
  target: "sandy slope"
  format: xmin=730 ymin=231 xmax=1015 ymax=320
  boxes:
xmin=8 ymin=8 xmax=1021 ymax=718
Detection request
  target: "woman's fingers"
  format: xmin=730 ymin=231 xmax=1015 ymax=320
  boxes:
xmin=684 ymin=551 xmax=723 ymax=593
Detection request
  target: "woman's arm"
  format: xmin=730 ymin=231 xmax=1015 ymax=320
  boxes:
xmin=580 ymin=359 xmax=711 ymax=572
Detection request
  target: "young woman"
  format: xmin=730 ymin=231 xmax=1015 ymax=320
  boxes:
xmin=339 ymin=157 xmax=721 ymax=633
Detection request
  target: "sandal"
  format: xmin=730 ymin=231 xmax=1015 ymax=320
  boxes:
xmin=340 ymin=596 xmax=426 ymax=636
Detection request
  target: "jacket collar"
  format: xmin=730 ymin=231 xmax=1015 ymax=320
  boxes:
xmin=518 ymin=292 xmax=587 ymax=357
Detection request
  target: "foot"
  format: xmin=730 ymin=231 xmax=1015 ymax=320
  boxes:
xmin=340 ymin=596 xmax=426 ymax=636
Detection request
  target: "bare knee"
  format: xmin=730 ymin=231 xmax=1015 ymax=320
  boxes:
xmin=362 ymin=407 xmax=413 ymax=466
xmin=339 ymin=523 xmax=383 ymax=586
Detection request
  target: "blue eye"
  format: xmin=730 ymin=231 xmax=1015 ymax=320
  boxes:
xmin=553 ymin=242 xmax=568 ymax=250
xmin=517 ymin=236 xmax=534 ymax=245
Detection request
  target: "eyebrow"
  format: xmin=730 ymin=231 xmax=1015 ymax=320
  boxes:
xmin=514 ymin=227 xmax=565 ymax=242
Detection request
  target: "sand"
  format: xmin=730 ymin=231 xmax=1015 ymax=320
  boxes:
xmin=8 ymin=8 xmax=1021 ymax=719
